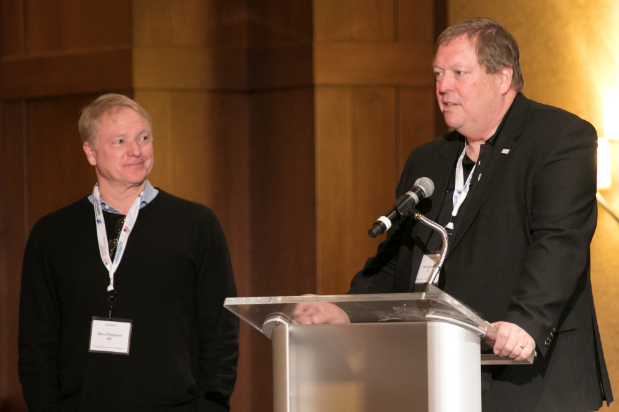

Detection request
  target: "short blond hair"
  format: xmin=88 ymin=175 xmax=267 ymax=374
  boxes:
xmin=435 ymin=18 xmax=524 ymax=92
xmin=78 ymin=94 xmax=152 ymax=147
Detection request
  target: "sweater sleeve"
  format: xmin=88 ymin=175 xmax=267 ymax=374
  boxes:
xmin=194 ymin=209 xmax=239 ymax=411
xmin=18 ymin=220 xmax=62 ymax=412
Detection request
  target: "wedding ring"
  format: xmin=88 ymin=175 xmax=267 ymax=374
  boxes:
xmin=517 ymin=343 xmax=524 ymax=349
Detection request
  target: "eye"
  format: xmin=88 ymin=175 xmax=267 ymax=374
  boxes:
xmin=434 ymin=71 xmax=443 ymax=79
xmin=455 ymin=70 xmax=464 ymax=76
xmin=113 ymin=139 xmax=124 ymax=145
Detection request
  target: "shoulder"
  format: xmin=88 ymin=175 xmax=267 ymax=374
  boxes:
xmin=152 ymin=191 xmax=231 ymax=257
xmin=517 ymin=94 xmax=596 ymax=136
xmin=403 ymin=131 xmax=460 ymax=166
xmin=25 ymin=197 xmax=91 ymax=252
xmin=30 ymin=197 xmax=91 ymax=234
xmin=151 ymin=190 xmax=224 ymax=235
xmin=153 ymin=190 xmax=218 ymax=219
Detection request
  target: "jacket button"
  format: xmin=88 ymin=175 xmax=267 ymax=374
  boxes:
xmin=552 ymin=328 xmax=557 ymax=333
xmin=545 ymin=341 xmax=549 ymax=347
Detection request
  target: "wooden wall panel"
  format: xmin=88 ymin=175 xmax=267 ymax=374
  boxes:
xmin=245 ymin=88 xmax=316 ymax=412
xmin=399 ymin=86 xmax=437 ymax=172
xmin=316 ymin=87 xmax=355 ymax=294
xmin=0 ymin=103 xmax=5 ymax=406
xmin=2 ymin=0 xmax=25 ymax=56
xmin=1 ymin=102 xmax=28 ymax=411
xmin=25 ymin=0 xmax=131 ymax=53
xmin=314 ymin=0 xmax=437 ymax=295
xmin=133 ymin=46 xmax=247 ymax=91
xmin=247 ymin=2 xmax=313 ymax=45
xmin=249 ymin=88 xmax=317 ymax=297
xmin=316 ymin=86 xmax=401 ymax=294
xmin=399 ymin=0 xmax=435 ymax=43
xmin=3 ymin=49 xmax=133 ymax=100
xmin=314 ymin=42 xmax=434 ymax=87
xmin=26 ymin=96 xmax=99 ymax=226
xmin=133 ymin=0 xmax=249 ymax=48
xmin=313 ymin=0 xmax=395 ymax=41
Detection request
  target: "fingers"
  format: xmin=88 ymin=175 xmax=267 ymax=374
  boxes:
xmin=490 ymin=322 xmax=535 ymax=361
xmin=292 ymin=302 xmax=350 ymax=324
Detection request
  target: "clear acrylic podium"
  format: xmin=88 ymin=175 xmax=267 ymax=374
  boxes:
xmin=224 ymin=285 xmax=532 ymax=412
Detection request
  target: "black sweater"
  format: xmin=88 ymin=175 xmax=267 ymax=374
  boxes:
xmin=19 ymin=191 xmax=239 ymax=411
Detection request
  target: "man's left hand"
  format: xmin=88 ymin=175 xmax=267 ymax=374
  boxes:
xmin=484 ymin=321 xmax=535 ymax=361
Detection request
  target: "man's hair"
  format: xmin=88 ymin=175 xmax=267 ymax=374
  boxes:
xmin=78 ymin=93 xmax=152 ymax=147
xmin=435 ymin=17 xmax=524 ymax=92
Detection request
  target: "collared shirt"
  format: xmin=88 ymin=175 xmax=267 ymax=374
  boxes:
xmin=87 ymin=180 xmax=159 ymax=214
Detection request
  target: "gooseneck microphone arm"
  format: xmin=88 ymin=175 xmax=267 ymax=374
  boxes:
xmin=413 ymin=212 xmax=448 ymax=284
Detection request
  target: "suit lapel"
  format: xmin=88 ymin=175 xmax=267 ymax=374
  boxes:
xmin=446 ymin=93 xmax=530 ymax=257
xmin=418 ymin=133 xmax=463 ymax=230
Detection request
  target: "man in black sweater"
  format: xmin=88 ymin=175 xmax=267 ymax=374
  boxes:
xmin=18 ymin=94 xmax=239 ymax=411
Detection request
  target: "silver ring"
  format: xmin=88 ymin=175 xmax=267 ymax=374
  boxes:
xmin=517 ymin=343 xmax=524 ymax=349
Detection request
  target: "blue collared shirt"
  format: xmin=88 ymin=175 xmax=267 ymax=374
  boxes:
xmin=87 ymin=180 xmax=159 ymax=215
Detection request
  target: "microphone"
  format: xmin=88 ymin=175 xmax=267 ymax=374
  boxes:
xmin=368 ymin=177 xmax=434 ymax=238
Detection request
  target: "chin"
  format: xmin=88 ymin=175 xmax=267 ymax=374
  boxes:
xmin=124 ymin=175 xmax=148 ymax=185
xmin=443 ymin=118 xmax=462 ymax=131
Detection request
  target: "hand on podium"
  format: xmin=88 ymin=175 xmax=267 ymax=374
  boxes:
xmin=484 ymin=321 xmax=535 ymax=362
xmin=292 ymin=295 xmax=351 ymax=324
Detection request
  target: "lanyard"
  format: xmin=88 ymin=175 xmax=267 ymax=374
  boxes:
xmin=92 ymin=184 xmax=143 ymax=292
xmin=448 ymin=144 xmax=476 ymax=228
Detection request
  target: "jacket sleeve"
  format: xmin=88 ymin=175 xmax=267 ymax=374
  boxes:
xmin=502 ymin=117 xmax=598 ymax=356
xmin=18 ymin=220 xmax=62 ymax=412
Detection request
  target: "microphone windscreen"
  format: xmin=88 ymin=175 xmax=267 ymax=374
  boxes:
xmin=414 ymin=177 xmax=434 ymax=198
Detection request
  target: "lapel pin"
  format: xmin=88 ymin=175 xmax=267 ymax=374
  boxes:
xmin=501 ymin=149 xmax=510 ymax=154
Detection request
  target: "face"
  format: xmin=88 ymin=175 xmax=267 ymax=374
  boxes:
xmin=83 ymin=107 xmax=154 ymax=192
xmin=433 ymin=35 xmax=511 ymax=140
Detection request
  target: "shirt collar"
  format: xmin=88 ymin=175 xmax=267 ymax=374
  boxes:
xmin=485 ymin=102 xmax=514 ymax=146
xmin=88 ymin=180 xmax=159 ymax=215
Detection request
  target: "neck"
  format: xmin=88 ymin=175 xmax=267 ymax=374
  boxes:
xmin=464 ymin=90 xmax=517 ymax=162
xmin=97 ymin=181 xmax=146 ymax=215
xmin=465 ymin=133 xmax=494 ymax=162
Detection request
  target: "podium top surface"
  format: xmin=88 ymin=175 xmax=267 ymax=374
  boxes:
xmin=224 ymin=285 xmax=495 ymax=338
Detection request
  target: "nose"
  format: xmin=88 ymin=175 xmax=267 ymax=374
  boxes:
xmin=127 ymin=139 xmax=142 ymax=157
xmin=436 ymin=73 xmax=452 ymax=95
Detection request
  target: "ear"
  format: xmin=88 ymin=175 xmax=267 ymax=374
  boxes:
xmin=499 ymin=66 xmax=513 ymax=95
xmin=83 ymin=142 xmax=97 ymax=166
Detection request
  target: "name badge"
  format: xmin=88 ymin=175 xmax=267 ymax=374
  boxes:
xmin=415 ymin=254 xmax=440 ymax=285
xmin=89 ymin=317 xmax=133 ymax=355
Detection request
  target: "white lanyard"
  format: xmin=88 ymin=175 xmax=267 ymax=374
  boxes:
xmin=92 ymin=184 xmax=143 ymax=291
xmin=451 ymin=144 xmax=476 ymax=222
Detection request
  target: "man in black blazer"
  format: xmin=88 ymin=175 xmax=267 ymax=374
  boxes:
xmin=297 ymin=18 xmax=613 ymax=411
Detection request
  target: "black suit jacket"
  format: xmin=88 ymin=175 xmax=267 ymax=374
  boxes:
xmin=349 ymin=94 xmax=613 ymax=411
